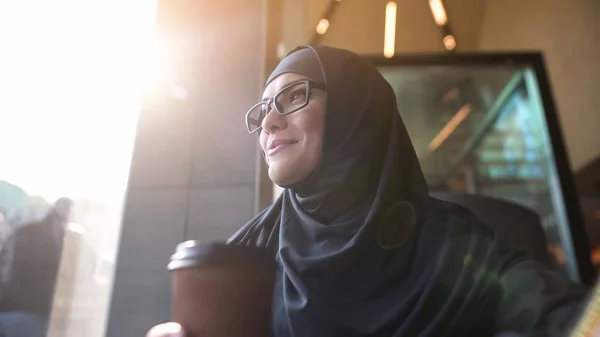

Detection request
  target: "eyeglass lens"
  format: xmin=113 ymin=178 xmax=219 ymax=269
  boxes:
xmin=246 ymin=81 xmax=309 ymax=133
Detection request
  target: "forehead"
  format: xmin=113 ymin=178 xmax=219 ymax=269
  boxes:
xmin=262 ymin=73 xmax=311 ymax=99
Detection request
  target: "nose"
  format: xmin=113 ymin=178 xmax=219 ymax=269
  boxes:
xmin=261 ymin=104 xmax=287 ymax=134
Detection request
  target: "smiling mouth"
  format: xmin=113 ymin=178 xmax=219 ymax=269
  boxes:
xmin=267 ymin=141 xmax=297 ymax=156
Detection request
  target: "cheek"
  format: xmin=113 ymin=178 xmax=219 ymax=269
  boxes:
xmin=306 ymin=130 xmax=324 ymax=163
xmin=259 ymin=132 xmax=268 ymax=152
xmin=301 ymin=113 xmax=325 ymax=161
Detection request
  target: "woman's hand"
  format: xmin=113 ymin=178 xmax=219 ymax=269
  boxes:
xmin=146 ymin=322 xmax=184 ymax=337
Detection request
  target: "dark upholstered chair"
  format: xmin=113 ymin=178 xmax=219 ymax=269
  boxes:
xmin=431 ymin=191 xmax=555 ymax=269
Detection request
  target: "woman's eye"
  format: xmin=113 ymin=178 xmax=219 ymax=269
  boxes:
xmin=289 ymin=89 xmax=306 ymax=102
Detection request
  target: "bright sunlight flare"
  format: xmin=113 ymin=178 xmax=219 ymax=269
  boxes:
xmin=0 ymin=0 xmax=161 ymax=202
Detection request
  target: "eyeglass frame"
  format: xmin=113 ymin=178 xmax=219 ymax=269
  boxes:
xmin=245 ymin=79 xmax=326 ymax=134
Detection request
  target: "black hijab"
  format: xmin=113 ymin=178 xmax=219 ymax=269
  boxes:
xmin=229 ymin=46 xmax=532 ymax=336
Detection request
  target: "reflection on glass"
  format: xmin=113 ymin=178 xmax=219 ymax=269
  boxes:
xmin=0 ymin=115 xmax=137 ymax=337
xmin=380 ymin=65 xmax=578 ymax=279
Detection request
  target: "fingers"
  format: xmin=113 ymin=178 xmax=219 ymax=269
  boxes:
xmin=146 ymin=322 xmax=184 ymax=337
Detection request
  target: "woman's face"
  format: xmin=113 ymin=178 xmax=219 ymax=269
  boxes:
xmin=259 ymin=73 xmax=326 ymax=186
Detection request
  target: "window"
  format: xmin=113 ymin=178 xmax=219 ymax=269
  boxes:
xmin=0 ymin=2 xmax=158 ymax=336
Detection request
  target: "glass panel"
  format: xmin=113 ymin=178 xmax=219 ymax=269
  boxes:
xmin=0 ymin=103 xmax=137 ymax=337
xmin=0 ymin=2 xmax=156 ymax=336
xmin=380 ymin=65 xmax=579 ymax=280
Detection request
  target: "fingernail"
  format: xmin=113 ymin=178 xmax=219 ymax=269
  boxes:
xmin=163 ymin=322 xmax=183 ymax=337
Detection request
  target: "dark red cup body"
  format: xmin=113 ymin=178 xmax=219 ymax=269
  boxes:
xmin=168 ymin=241 xmax=276 ymax=337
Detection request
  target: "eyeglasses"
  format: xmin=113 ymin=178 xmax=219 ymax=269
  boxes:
xmin=245 ymin=79 xmax=326 ymax=134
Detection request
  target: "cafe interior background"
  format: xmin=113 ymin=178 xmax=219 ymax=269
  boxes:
xmin=0 ymin=0 xmax=599 ymax=336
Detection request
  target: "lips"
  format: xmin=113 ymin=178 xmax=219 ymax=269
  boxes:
xmin=267 ymin=138 xmax=297 ymax=156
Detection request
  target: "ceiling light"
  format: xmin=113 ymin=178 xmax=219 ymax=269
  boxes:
xmin=429 ymin=0 xmax=448 ymax=26
xmin=383 ymin=1 xmax=397 ymax=58
xmin=316 ymin=19 xmax=330 ymax=35
xmin=443 ymin=34 xmax=456 ymax=50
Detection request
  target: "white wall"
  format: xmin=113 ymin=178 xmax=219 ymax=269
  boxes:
xmin=477 ymin=0 xmax=600 ymax=170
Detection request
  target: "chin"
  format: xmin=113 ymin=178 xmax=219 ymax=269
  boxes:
xmin=269 ymin=172 xmax=295 ymax=187
xmin=268 ymin=165 xmax=305 ymax=187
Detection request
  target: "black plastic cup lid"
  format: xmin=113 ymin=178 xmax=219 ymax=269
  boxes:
xmin=167 ymin=241 xmax=275 ymax=271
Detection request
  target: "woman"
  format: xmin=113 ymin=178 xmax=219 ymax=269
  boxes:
xmin=149 ymin=45 xmax=588 ymax=337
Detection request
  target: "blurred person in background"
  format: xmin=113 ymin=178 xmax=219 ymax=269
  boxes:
xmin=0 ymin=198 xmax=72 ymax=337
